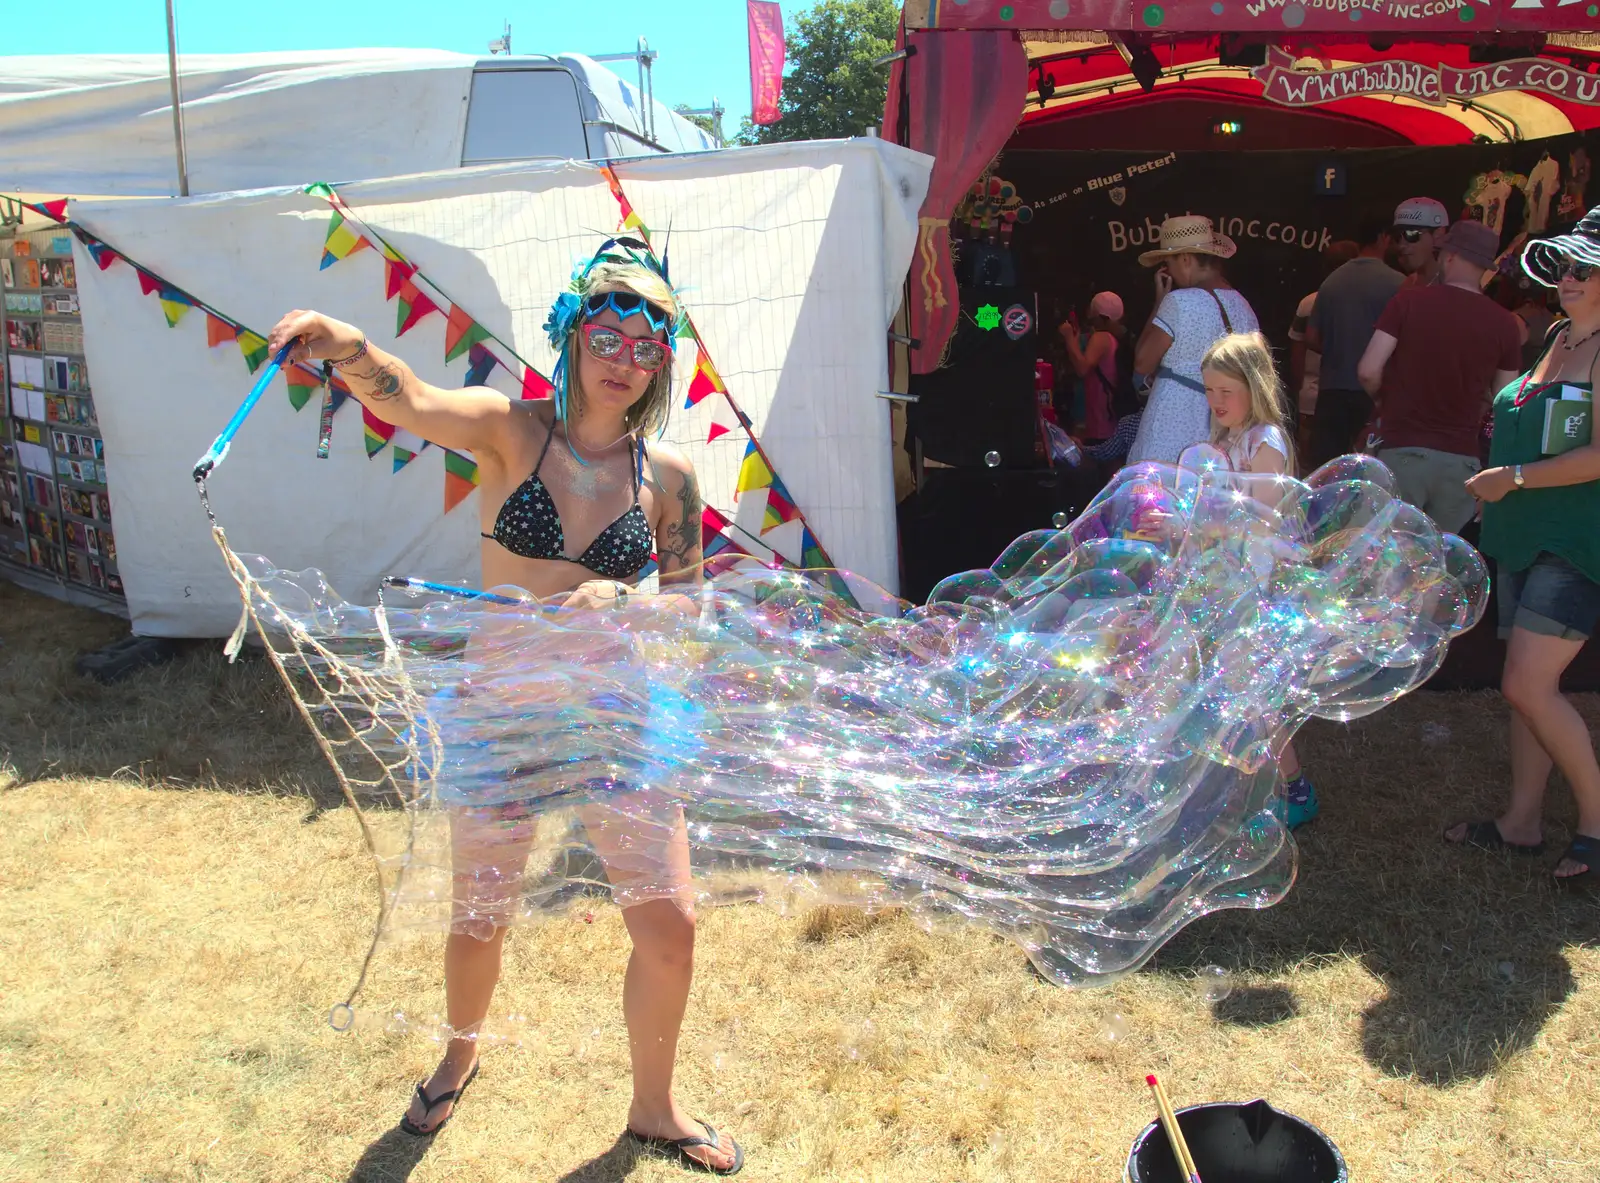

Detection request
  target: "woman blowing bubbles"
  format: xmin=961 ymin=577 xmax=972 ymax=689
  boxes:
xmin=266 ymin=244 xmax=744 ymax=1174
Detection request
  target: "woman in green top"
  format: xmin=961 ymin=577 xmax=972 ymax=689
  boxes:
xmin=1450 ymin=208 xmax=1600 ymax=886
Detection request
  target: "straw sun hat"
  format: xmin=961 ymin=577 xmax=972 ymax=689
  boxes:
xmin=1137 ymin=215 xmax=1238 ymax=267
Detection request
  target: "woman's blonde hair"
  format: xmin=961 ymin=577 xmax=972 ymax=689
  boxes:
xmin=1201 ymin=331 xmax=1296 ymax=470
xmin=562 ymin=260 xmax=683 ymax=437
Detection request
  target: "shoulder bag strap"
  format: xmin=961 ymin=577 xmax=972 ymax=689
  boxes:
xmin=1207 ymin=288 xmax=1234 ymax=335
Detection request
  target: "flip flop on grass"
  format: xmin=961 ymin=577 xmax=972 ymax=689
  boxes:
xmin=1443 ymin=819 xmax=1546 ymax=857
xmin=399 ymin=1061 xmax=480 ymax=1137
xmin=628 ymin=1119 xmax=744 ymax=1175
xmin=1554 ymin=834 xmax=1600 ymax=888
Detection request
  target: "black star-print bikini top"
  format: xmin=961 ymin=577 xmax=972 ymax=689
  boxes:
xmin=481 ymin=419 xmax=654 ymax=580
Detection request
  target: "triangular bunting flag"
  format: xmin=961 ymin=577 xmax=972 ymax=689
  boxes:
xmin=362 ymin=405 xmax=396 ymax=458
xmin=600 ymin=166 xmax=635 ymax=221
xmin=735 ymin=442 xmax=774 ymax=499
xmin=395 ymin=278 xmax=440 ymax=337
xmin=760 ymin=518 xmax=807 ymax=566
xmin=444 ymin=304 xmax=492 ymax=363
xmin=390 ymin=430 xmax=431 ymax=471
xmin=206 ymin=312 xmax=235 ymax=348
xmin=676 ymin=318 xmax=697 ymax=342
xmin=382 ymin=249 xmax=417 ymax=300
xmin=236 ymin=329 xmax=269 ymax=374
xmin=157 ymin=286 xmax=194 ymax=328
xmin=285 ymin=365 xmax=321 ymax=412
xmin=702 ymin=506 xmax=743 ymax=557
xmin=706 ymin=401 xmax=738 ymax=443
xmin=85 ymin=240 xmax=119 ymax=271
xmin=801 ymin=526 xmax=828 ymax=569
xmin=761 ymin=484 xmax=803 ymax=534
xmin=382 ymin=256 xmax=416 ymax=300
xmin=684 ymin=349 xmax=723 ymax=408
xmin=319 ymin=210 xmax=371 ymax=269
xmin=464 ymin=342 xmax=498 ymax=388
xmin=303 ymin=182 xmax=337 ymax=199
xmin=443 ymin=449 xmax=480 ymax=514
xmin=136 ymin=270 xmax=161 ymax=297
xmin=522 ymin=365 xmax=554 ymax=400
xmin=37 ymin=198 xmax=68 ymax=222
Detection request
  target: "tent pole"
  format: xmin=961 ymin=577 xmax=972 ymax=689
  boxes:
xmin=165 ymin=0 xmax=190 ymax=196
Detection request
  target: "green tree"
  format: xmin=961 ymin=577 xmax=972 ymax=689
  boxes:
xmin=735 ymin=0 xmax=899 ymax=145
xmin=673 ymin=103 xmax=719 ymax=139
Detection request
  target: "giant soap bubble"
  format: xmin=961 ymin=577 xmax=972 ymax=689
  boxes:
xmin=217 ymin=455 xmax=1485 ymax=1028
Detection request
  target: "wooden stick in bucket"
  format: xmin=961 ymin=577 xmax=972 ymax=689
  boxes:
xmin=1145 ymin=1074 xmax=1202 ymax=1183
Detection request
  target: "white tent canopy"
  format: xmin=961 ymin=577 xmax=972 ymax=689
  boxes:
xmin=68 ymin=139 xmax=931 ymax=636
xmin=0 ymin=50 xmax=719 ymax=197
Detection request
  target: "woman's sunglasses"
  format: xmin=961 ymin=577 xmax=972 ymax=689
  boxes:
xmin=582 ymin=323 xmax=669 ymax=373
xmin=1557 ymin=256 xmax=1598 ymax=282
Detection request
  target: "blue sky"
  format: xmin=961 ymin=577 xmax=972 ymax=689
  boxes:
xmin=8 ymin=0 xmax=760 ymax=125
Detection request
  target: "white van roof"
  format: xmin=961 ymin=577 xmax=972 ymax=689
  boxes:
xmin=0 ymin=49 xmax=718 ymax=197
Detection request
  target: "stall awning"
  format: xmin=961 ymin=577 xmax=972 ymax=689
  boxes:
xmin=907 ymin=0 xmax=1600 ymax=35
xmin=1013 ymin=36 xmax=1600 ymax=146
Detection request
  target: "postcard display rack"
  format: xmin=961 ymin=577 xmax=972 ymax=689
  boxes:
xmin=1 ymin=226 xmax=122 ymax=598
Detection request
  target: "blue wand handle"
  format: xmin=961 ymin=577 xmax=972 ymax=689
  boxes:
xmin=192 ymin=339 xmax=299 ymax=481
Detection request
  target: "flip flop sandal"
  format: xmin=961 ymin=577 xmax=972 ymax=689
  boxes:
xmin=1554 ymin=834 xmax=1600 ymax=888
xmin=1444 ymin=819 xmax=1546 ymax=857
xmin=628 ymin=1119 xmax=745 ymax=1175
xmin=399 ymin=1061 xmax=480 ymax=1137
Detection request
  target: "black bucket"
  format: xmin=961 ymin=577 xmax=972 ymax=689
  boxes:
xmin=1125 ymin=1099 xmax=1348 ymax=1183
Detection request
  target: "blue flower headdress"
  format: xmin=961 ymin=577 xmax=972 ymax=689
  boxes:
xmin=542 ymin=236 xmax=688 ymax=436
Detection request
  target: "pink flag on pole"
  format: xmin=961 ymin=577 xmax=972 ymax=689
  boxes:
xmin=747 ymin=0 xmax=785 ymax=126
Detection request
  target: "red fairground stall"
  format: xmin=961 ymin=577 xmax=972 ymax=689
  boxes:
xmin=884 ymin=2 xmax=1600 ymax=618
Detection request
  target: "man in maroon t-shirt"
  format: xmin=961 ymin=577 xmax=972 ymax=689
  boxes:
xmin=1356 ymin=220 xmax=1523 ymax=533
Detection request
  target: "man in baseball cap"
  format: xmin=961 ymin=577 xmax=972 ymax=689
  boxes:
xmin=1393 ymin=197 xmax=1450 ymax=287
xmin=1356 ymin=219 xmax=1523 ymax=533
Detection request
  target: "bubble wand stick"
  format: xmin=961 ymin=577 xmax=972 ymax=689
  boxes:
xmin=1146 ymin=1074 xmax=1202 ymax=1183
xmin=192 ymin=339 xmax=299 ymax=484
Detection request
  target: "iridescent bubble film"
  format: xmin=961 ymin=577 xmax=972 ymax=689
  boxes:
xmin=221 ymin=457 xmax=1485 ymax=1017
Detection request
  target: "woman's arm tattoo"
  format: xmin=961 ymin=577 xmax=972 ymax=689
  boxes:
xmin=347 ymin=359 xmax=407 ymax=401
xmin=658 ymin=468 xmax=704 ymax=580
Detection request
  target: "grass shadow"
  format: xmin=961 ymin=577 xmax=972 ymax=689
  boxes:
xmin=1151 ymin=691 xmax=1600 ymax=1085
xmin=346 ymin=1126 xmax=432 ymax=1183
xmin=1212 ymin=984 xmax=1300 ymax=1028
xmin=0 ymin=582 xmax=338 ymax=807
xmin=554 ymin=1133 xmax=644 ymax=1182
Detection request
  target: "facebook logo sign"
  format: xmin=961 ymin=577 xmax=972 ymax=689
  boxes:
xmin=1315 ymin=162 xmax=1347 ymax=196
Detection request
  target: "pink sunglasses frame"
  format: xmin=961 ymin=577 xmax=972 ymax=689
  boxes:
xmin=582 ymin=323 xmax=669 ymax=373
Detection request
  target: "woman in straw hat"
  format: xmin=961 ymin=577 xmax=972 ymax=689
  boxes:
xmin=1128 ymin=216 xmax=1259 ymax=465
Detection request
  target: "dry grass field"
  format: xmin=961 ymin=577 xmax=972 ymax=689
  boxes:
xmin=2 ymin=579 xmax=1598 ymax=1183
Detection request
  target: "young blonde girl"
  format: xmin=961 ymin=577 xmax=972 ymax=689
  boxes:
xmin=1201 ymin=331 xmax=1296 ymax=481
xmin=1199 ymin=332 xmax=1319 ymax=829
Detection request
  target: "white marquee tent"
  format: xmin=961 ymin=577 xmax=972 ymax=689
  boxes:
xmin=64 ymin=139 xmax=930 ymax=636
xmin=0 ymin=50 xmax=720 ymax=197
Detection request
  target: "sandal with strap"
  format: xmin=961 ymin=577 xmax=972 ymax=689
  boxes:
xmin=628 ymin=1119 xmax=744 ymax=1175
xmin=399 ymin=1061 xmax=480 ymax=1137
xmin=1555 ymin=834 xmax=1600 ymax=888
xmin=1444 ymin=819 xmax=1546 ymax=857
